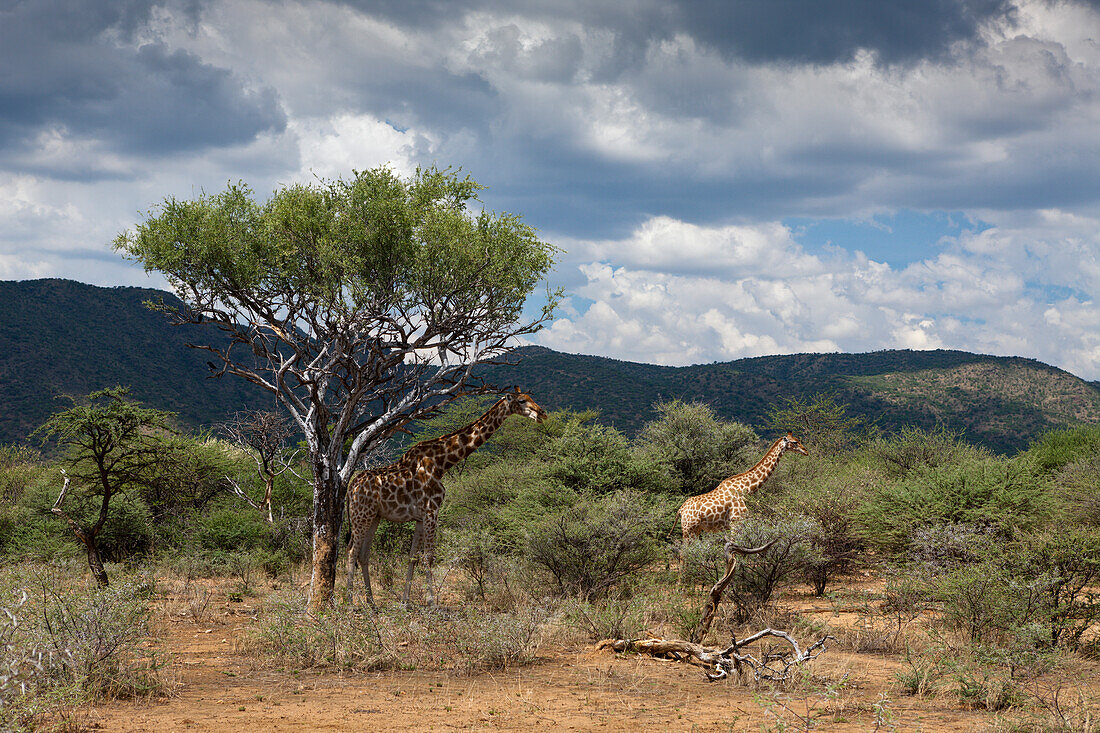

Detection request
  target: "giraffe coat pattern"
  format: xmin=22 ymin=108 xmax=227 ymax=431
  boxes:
xmin=346 ymin=390 xmax=546 ymax=606
xmin=677 ymin=432 xmax=808 ymax=539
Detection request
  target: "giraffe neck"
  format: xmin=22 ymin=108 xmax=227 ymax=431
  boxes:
xmin=735 ymin=437 xmax=786 ymax=497
xmin=432 ymin=398 xmax=512 ymax=472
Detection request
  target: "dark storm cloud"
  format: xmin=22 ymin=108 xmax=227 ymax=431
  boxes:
xmin=670 ymin=0 xmax=1017 ymax=65
xmin=338 ymin=0 xmax=1017 ymax=66
xmin=0 ymin=0 xmax=285 ymax=166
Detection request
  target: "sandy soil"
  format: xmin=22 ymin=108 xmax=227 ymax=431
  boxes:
xmin=79 ymin=576 xmax=1097 ymax=732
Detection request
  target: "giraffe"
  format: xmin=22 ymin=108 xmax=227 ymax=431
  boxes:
xmin=346 ymin=389 xmax=547 ymax=606
xmin=678 ymin=432 xmax=808 ymax=540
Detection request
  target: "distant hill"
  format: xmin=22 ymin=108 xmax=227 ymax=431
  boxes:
xmin=486 ymin=347 xmax=1100 ymax=453
xmin=3 ymin=279 xmax=1098 ymax=453
xmin=0 ymin=279 xmax=270 ymax=445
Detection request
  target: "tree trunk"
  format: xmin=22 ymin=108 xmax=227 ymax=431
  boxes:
xmin=52 ymin=472 xmax=109 ymax=587
xmin=84 ymin=540 xmax=110 ymax=588
xmin=307 ymin=463 xmax=345 ymax=613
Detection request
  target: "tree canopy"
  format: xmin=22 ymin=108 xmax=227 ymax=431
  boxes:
xmin=114 ymin=166 xmax=559 ymax=608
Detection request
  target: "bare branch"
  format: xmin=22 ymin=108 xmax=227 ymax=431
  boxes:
xmin=597 ymin=630 xmax=836 ymax=683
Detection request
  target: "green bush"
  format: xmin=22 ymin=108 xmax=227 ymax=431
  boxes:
xmin=869 ymin=426 xmax=964 ymax=479
xmin=1021 ymin=425 xmax=1100 ymax=477
xmin=5 ymin=476 xmax=153 ymax=562
xmin=856 ymin=453 xmax=1052 ymax=555
xmin=635 ymin=400 xmax=758 ymax=496
xmin=725 ymin=514 xmax=824 ymax=622
xmin=525 ymin=491 xmax=670 ymax=597
xmin=773 ymin=470 xmax=866 ymax=595
xmin=193 ymin=505 xmax=269 ymax=552
xmin=541 ymin=420 xmax=673 ymax=496
xmin=998 ymin=527 xmax=1100 ymax=651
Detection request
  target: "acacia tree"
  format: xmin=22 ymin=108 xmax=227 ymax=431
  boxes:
xmin=114 ymin=166 xmax=558 ymax=610
xmin=36 ymin=387 xmax=174 ymax=587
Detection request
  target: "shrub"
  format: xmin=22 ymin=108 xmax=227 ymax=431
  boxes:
xmin=999 ymin=527 xmax=1100 ymax=651
xmin=635 ymin=400 xmax=758 ymax=496
xmin=774 ymin=472 xmax=866 ymax=595
xmin=8 ymin=477 xmax=153 ymax=562
xmin=561 ymin=595 xmax=648 ymax=641
xmin=1053 ymin=454 xmax=1100 ymax=527
xmin=678 ymin=532 xmax=730 ymax=589
xmin=193 ymin=505 xmax=269 ymax=552
xmin=856 ymin=454 xmax=1052 ymax=555
xmin=443 ymin=525 xmax=506 ymax=600
xmin=1022 ymin=425 xmax=1100 ymax=477
xmin=908 ymin=522 xmax=998 ymax=574
xmin=248 ymin=590 xmax=545 ymax=674
xmin=541 ymin=421 xmax=673 ymax=496
xmin=525 ymin=491 xmax=669 ymax=597
xmin=725 ymin=514 xmax=824 ymax=623
xmin=870 ymin=426 xmax=964 ymax=479
xmin=0 ymin=565 xmax=165 ymax=729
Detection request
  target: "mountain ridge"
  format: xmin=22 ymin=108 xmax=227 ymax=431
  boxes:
xmin=3 ymin=279 xmax=1097 ymax=453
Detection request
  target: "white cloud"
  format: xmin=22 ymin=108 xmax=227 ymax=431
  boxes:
xmin=539 ymin=211 xmax=1100 ymax=379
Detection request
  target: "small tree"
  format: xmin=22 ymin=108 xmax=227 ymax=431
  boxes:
xmin=115 ymin=166 xmax=558 ymax=610
xmin=221 ymin=410 xmax=301 ymax=522
xmin=766 ymin=394 xmax=870 ymax=458
xmin=35 ymin=388 xmax=173 ymax=586
xmin=636 ymin=399 xmax=758 ymax=496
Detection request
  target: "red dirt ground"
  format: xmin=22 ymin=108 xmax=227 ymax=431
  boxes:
xmin=79 ymin=574 xmax=1092 ymax=732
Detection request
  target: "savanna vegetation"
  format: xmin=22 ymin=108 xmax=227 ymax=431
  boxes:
xmin=3 ymin=386 xmax=1099 ymax=731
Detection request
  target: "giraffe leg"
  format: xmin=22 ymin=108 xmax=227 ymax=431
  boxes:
xmin=402 ymin=521 xmax=423 ymax=606
xmin=348 ymin=514 xmax=380 ymax=607
xmin=420 ymin=514 xmax=438 ymax=608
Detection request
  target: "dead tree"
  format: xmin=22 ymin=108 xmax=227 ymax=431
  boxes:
xmin=597 ymin=628 xmax=835 ymax=682
xmin=600 ymin=537 xmax=834 ymax=682
xmin=221 ymin=410 xmax=301 ymax=523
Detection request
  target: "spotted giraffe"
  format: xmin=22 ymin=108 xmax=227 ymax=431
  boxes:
xmin=346 ymin=389 xmax=546 ymax=606
xmin=678 ymin=432 xmax=808 ymax=540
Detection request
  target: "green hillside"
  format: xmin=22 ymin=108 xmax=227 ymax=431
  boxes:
xmin=0 ymin=279 xmax=270 ymax=444
xmin=484 ymin=348 xmax=1100 ymax=454
xmin=3 ymin=279 xmax=1098 ymax=453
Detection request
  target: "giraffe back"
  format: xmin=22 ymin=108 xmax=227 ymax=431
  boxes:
xmin=347 ymin=456 xmax=444 ymax=524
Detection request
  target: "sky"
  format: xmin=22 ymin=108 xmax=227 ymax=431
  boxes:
xmin=3 ymin=1 xmax=1100 ymax=379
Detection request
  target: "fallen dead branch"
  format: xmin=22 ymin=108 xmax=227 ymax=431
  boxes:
xmin=597 ymin=628 xmax=836 ymax=682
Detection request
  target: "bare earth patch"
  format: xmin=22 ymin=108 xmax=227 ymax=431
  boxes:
xmin=78 ymin=575 xmax=1085 ymax=732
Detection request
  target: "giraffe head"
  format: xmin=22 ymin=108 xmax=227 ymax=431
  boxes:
xmin=503 ymin=387 xmax=547 ymax=423
xmin=779 ymin=431 xmax=808 ymax=456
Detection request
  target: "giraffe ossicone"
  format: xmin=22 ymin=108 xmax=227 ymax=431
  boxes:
xmin=677 ymin=432 xmax=808 ymax=540
xmin=346 ymin=389 xmax=546 ymax=607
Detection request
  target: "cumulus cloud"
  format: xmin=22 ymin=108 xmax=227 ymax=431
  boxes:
xmin=0 ymin=0 xmax=285 ymax=174
xmin=538 ymin=213 xmax=1100 ymax=377
xmin=1 ymin=0 xmax=1099 ymax=380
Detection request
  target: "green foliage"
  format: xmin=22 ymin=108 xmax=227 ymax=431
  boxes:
xmin=869 ymin=425 xmax=966 ymax=478
xmin=193 ymin=505 xmax=270 ymax=552
xmin=772 ymin=467 xmax=867 ymax=595
xmin=541 ymin=416 xmax=673 ymax=496
xmin=725 ymin=514 xmax=825 ymax=622
xmin=635 ymin=399 xmax=758 ymax=496
xmin=139 ymin=435 xmax=239 ymax=519
xmin=999 ymin=527 xmax=1100 ymax=650
xmin=1021 ymin=425 xmax=1100 ymax=476
xmin=856 ymin=451 xmax=1052 ymax=555
xmin=524 ymin=491 xmax=671 ymax=597
xmin=766 ymin=393 xmax=872 ymax=456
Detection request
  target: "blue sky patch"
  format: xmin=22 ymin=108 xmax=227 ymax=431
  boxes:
xmin=785 ymin=210 xmax=993 ymax=269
